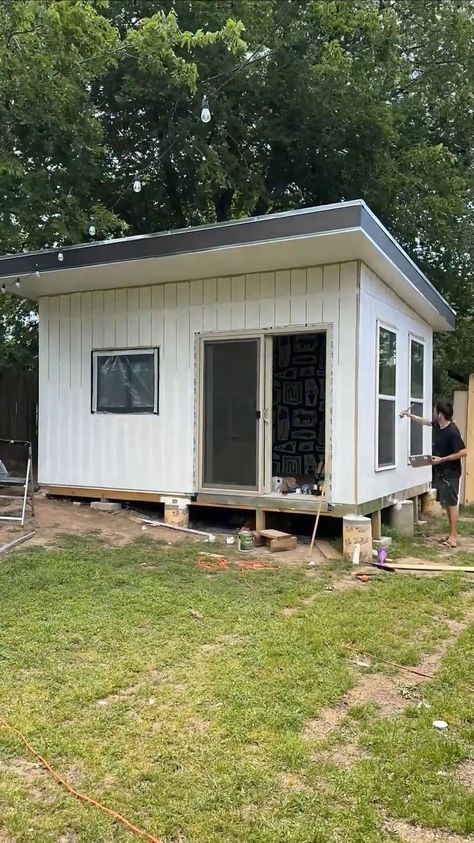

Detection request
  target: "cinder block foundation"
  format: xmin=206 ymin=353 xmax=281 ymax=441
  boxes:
xmin=421 ymin=490 xmax=443 ymax=518
xmin=164 ymin=503 xmax=189 ymax=528
xmin=343 ymin=514 xmax=373 ymax=563
xmin=389 ymin=499 xmax=414 ymax=536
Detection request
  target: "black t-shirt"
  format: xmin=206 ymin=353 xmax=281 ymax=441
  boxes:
xmin=432 ymin=422 xmax=465 ymax=476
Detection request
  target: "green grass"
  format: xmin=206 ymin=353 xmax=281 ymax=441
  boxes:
xmin=0 ymin=535 xmax=473 ymax=842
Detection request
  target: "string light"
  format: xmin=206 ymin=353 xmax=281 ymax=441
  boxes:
xmin=132 ymin=176 xmax=142 ymax=193
xmin=15 ymin=277 xmax=20 ymax=288
xmin=57 ymin=252 xmax=64 ymax=262
xmin=200 ymin=96 xmax=211 ymax=123
xmin=35 ymin=267 xmax=40 ymax=279
xmin=88 ymin=225 xmax=96 ymax=236
xmin=1 ymin=283 xmax=5 ymax=294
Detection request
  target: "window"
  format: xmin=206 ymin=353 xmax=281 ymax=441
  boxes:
xmin=409 ymin=338 xmax=424 ymax=456
xmin=377 ymin=326 xmax=397 ymax=468
xmin=92 ymin=349 xmax=159 ymax=414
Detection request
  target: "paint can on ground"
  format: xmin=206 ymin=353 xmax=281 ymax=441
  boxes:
xmin=238 ymin=527 xmax=255 ymax=553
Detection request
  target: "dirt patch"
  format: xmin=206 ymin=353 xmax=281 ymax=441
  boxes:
xmin=456 ymin=756 xmax=474 ymax=791
xmin=402 ymin=608 xmax=474 ymax=686
xmin=0 ymin=496 xmax=194 ymax=551
xmin=58 ymin=833 xmax=79 ymax=843
xmin=0 ymin=832 xmax=17 ymax=843
xmin=316 ymin=741 xmax=369 ymax=768
xmin=183 ymin=718 xmax=210 ymax=736
xmin=384 ymin=818 xmax=474 ymax=842
xmin=304 ymin=671 xmax=413 ymax=742
xmin=0 ymin=756 xmax=55 ymax=803
xmin=278 ymin=772 xmax=309 ymax=792
xmin=0 ymin=756 xmax=43 ymax=782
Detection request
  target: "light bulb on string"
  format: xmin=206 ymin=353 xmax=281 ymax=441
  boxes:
xmin=15 ymin=277 xmax=20 ymax=288
xmin=200 ymin=96 xmax=211 ymax=124
xmin=57 ymin=252 xmax=64 ymax=262
xmin=1 ymin=283 xmax=6 ymax=294
xmin=132 ymin=176 xmax=142 ymax=193
xmin=35 ymin=267 xmax=40 ymax=279
xmin=88 ymin=225 xmax=96 ymax=237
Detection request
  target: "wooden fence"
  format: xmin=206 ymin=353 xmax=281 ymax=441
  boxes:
xmin=0 ymin=370 xmax=38 ymax=461
xmin=453 ymin=374 xmax=474 ymax=506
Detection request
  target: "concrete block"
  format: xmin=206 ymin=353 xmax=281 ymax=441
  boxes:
xmin=164 ymin=503 xmax=189 ymax=528
xmin=373 ymin=536 xmax=392 ymax=548
xmin=90 ymin=501 xmax=122 ymax=513
xmin=343 ymin=514 xmax=372 ymax=563
xmin=421 ymin=490 xmax=443 ymax=518
xmin=389 ymin=500 xmax=414 ymax=536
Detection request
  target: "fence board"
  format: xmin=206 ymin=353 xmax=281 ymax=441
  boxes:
xmin=0 ymin=371 xmax=38 ymax=462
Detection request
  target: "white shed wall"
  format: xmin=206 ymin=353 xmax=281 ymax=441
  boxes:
xmin=357 ymin=263 xmax=433 ymax=504
xmin=38 ymin=261 xmax=358 ymax=502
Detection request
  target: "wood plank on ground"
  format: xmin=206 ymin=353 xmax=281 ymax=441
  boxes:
xmin=372 ymin=556 xmax=474 ymax=574
xmin=314 ymin=540 xmax=343 ymax=560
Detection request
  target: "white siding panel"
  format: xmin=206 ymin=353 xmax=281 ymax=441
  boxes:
xmin=357 ymin=262 xmax=433 ymax=504
xmin=306 ymin=266 xmax=323 ymax=324
xmin=290 ymin=268 xmax=307 ymax=325
xmin=259 ymin=271 xmax=275 ymax=328
xmin=274 ymin=270 xmax=291 ymax=327
xmin=38 ymin=260 xmax=359 ymax=498
xmin=230 ymin=275 xmax=245 ymax=329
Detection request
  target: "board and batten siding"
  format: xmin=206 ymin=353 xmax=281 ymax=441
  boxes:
xmin=38 ymin=261 xmax=358 ymax=503
xmin=356 ymin=263 xmax=433 ymax=504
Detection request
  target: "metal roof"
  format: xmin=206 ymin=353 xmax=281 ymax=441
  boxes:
xmin=0 ymin=200 xmax=455 ymax=329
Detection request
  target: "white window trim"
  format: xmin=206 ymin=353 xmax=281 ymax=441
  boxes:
xmin=375 ymin=322 xmax=397 ymax=471
xmin=92 ymin=347 xmax=159 ymax=414
xmin=408 ymin=335 xmax=425 ymax=458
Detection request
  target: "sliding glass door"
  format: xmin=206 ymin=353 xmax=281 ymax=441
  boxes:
xmin=202 ymin=339 xmax=260 ymax=489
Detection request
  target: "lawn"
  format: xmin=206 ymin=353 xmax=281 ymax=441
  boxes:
xmin=0 ymin=532 xmax=473 ymax=842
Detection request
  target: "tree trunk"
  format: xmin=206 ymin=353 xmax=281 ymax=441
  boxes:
xmin=214 ymin=188 xmax=234 ymax=222
xmin=163 ymin=158 xmax=186 ymax=228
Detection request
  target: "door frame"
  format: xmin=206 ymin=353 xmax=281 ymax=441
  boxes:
xmin=195 ymin=325 xmax=332 ymax=497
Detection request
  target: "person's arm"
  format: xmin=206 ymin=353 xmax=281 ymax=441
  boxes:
xmin=432 ymin=448 xmax=467 ymax=465
xmin=432 ymin=428 xmax=467 ymax=465
xmin=400 ymin=409 xmax=432 ymax=426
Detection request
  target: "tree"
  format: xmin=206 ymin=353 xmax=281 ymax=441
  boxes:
xmin=0 ymin=0 xmax=245 ymax=370
xmin=1 ymin=0 xmax=473 ymax=386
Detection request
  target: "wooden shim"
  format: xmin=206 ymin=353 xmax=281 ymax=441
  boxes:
xmin=0 ymin=532 xmax=35 ymax=556
xmin=372 ymin=561 xmax=474 ymax=574
xmin=314 ymin=540 xmax=343 ymax=560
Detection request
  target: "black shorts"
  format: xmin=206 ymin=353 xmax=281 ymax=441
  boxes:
xmin=433 ymin=470 xmax=460 ymax=508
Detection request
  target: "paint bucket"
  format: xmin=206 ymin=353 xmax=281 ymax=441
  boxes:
xmin=238 ymin=528 xmax=254 ymax=553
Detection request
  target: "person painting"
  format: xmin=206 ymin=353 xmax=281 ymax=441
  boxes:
xmin=401 ymin=400 xmax=467 ymax=548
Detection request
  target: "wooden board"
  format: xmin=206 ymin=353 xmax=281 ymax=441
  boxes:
xmin=259 ymin=529 xmax=291 ymax=539
xmin=267 ymin=535 xmax=297 ymax=552
xmin=314 ymin=540 xmax=343 ymax=560
xmin=465 ymin=373 xmax=474 ymax=505
xmin=373 ymin=561 xmax=474 ymax=574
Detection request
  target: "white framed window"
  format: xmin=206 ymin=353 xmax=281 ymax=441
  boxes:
xmin=377 ymin=324 xmax=397 ymax=469
xmin=92 ymin=348 xmax=159 ymax=414
xmin=409 ymin=337 xmax=424 ymax=456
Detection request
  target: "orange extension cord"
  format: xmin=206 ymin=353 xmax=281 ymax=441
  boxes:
xmin=0 ymin=716 xmax=162 ymax=843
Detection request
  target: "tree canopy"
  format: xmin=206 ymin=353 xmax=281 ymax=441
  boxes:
xmin=0 ymin=0 xmax=473 ymax=389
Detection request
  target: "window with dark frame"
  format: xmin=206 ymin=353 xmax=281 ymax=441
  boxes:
xmin=92 ymin=349 xmax=159 ymax=414
xmin=409 ymin=339 xmax=424 ymax=456
xmin=377 ymin=326 xmax=397 ymax=468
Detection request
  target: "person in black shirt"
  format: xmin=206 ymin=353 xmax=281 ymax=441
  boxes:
xmin=401 ymin=399 xmax=467 ymax=547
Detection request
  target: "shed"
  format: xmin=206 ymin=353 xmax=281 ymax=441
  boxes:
xmin=0 ymin=200 xmax=455 ymax=532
